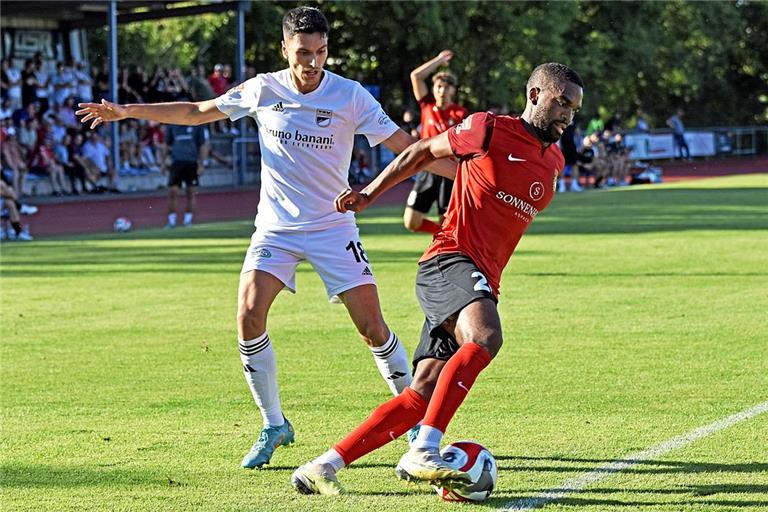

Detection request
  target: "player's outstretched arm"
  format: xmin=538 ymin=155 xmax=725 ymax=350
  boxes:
xmin=410 ymin=50 xmax=453 ymax=101
xmin=76 ymin=98 xmax=227 ymax=130
xmin=382 ymin=129 xmax=456 ymax=180
xmin=335 ymin=131 xmax=454 ymax=213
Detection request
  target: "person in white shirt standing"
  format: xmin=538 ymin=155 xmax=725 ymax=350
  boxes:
xmin=76 ymin=6 xmax=455 ymax=470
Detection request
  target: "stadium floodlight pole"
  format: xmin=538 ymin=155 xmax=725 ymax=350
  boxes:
xmin=108 ymin=0 xmax=120 ymax=176
xmin=236 ymin=0 xmax=247 ymax=186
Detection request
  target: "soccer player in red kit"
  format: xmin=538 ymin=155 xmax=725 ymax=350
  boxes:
xmin=403 ymin=50 xmax=468 ymax=235
xmin=292 ymin=63 xmax=583 ymax=495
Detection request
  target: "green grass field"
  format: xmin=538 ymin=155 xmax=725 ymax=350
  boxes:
xmin=2 ymin=174 xmax=767 ymax=511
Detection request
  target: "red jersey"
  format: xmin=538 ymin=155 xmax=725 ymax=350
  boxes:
xmin=420 ymin=112 xmax=564 ymax=296
xmin=418 ymin=95 xmax=467 ymax=139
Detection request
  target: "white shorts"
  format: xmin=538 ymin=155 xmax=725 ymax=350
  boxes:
xmin=242 ymin=223 xmax=377 ymax=299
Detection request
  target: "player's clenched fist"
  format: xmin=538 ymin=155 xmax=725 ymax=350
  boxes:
xmin=76 ymin=99 xmax=128 ymax=129
xmin=335 ymin=189 xmax=370 ymax=213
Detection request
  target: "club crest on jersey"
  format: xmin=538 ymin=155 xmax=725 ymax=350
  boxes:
xmin=316 ymin=109 xmax=333 ymax=127
xmin=529 ymin=181 xmax=545 ymax=201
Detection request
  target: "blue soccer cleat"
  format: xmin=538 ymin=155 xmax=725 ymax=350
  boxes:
xmin=241 ymin=418 xmax=295 ymax=469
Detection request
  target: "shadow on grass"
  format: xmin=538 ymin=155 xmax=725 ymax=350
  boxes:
xmin=494 ymin=455 xmax=768 ymax=474
xmin=0 ymin=463 xmax=189 ymax=488
xmin=480 ymin=455 xmax=768 ymax=509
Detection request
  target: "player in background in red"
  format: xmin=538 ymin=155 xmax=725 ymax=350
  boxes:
xmin=403 ymin=50 xmax=467 ymax=235
xmin=292 ymin=62 xmax=583 ymax=495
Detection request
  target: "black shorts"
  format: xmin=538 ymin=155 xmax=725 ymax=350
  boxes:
xmin=168 ymin=161 xmax=199 ymax=188
xmin=406 ymin=171 xmax=453 ymax=215
xmin=411 ymin=253 xmax=497 ymax=368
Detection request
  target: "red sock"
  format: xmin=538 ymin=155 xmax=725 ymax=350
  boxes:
xmin=334 ymin=387 xmax=426 ymax=465
xmin=422 ymin=343 xmax=492 ymax=433
xmin=415 ymin=218 xmax=442 ymax=234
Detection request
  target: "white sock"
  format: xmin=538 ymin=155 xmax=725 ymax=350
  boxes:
xmin=183 ymin=212 xmax=193 ymax=225
xmin=239 ymin=332 xmax=284 ymax=427
xmin=370 ymin=331 xmax=411 ymax=396
xmin=312 ymin=448 xmax=346 ymax=473
xmin=167 ymin=213 xmax=177 ymax=226
xmin=411 ymin=425 xmax=443 ymax=451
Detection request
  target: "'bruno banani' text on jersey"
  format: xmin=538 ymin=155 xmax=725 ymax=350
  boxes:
xmin=420 ymin=112 xmax=564 ymax=296
xmin=216 ymin=69 xmax=398 ymax=231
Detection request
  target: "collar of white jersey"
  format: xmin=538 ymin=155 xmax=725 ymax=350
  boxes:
xmin=282 ymin=68 xmax=330 ymax=97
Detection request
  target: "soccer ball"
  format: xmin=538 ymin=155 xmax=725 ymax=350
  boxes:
xmin=432 ymin=440 xmax=498 ymax=502
xmin=113 ymin=217 xmax=132 ymax=232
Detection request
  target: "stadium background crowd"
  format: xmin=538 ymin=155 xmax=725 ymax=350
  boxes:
xmin=1 ymin=0 xmax=766 ymax=241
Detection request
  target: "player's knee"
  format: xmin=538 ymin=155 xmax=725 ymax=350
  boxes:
xmin=357 ymin=321 xmax=389 ymax=347
xmin=236 ymin=304 xmax=266 ymax=339
xmin=473 ymin=337 xmax=502 ymax=359
xmin=409 ymin=360 xmax=444 ymax=401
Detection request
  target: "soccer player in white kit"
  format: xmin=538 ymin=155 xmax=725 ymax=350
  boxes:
xmin=76 ymin=6 xmax=456 ymax=469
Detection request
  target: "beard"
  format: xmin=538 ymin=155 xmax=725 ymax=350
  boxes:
xmin=530 ymin=110 xmax=562 ymax=143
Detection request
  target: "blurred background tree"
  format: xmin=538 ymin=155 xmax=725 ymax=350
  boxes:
xmin=86 ymin=0 xmax=768 ymax=128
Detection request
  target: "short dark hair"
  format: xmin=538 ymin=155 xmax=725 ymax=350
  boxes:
xmin=527 ymin=62 xmax=583 ymax=92
xmin=282 ymin=6 xmax=329 ymax=38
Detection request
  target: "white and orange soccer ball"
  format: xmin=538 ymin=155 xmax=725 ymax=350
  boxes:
xmin=432 ymin=440 xmax=498 ymax=502
xmin=113 ymin=217 xmax=132 ymax=233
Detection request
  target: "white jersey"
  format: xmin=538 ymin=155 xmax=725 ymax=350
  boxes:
xmin=216 ymin=69 xmax=398 ymax=231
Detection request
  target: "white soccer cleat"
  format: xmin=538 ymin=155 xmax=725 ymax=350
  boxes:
xmin=291 ymin=463 xmax=346 ymax=495
xmin=395 ymin=447 xmax=472 ymax=486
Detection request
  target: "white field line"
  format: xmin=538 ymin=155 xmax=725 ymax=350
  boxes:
xmin=502 ymin=400 xmax=768 ymax=511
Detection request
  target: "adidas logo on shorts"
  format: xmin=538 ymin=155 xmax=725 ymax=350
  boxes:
xmin=272 ymin=102 xmax=285 ymax=112
xmin=361 ymin=266 xmax=373 ymax=276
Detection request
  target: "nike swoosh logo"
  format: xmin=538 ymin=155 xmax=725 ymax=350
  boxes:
xmin=389 ymin=431 xmax=397 ymax=440
xmin=457 ymin=381 xmax=469 ymax=392
xmin=508 ymin=155 xmax=526 ymax=162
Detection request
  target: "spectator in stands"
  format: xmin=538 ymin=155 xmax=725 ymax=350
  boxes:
xmin=558 ymin=123 xmax=582 ymax=192
xmin=148 ymin=66 xmax=171 ymax=103
xmin=164 ymin=120 xmax=209 ymax=228
xmin=75 ymin=62 xmax=93 ymax=104
xmin=1 ymin=180 xmax=34 ymax=241
xmin=208 ymin=64 xmax=229 ymax=96
xmin=30 ymin=137 xmax=68 ymax=196
xmin=0 ymin=98 xmax=12 ymax=121
xmin=119 ymin=66 xmax=143 ymax=103
xmin=128 ymin=65 xmax=149 ymax=102
xmin=120 ymin=120 xmax=142 ymax=170
xmin=54 ymin=97 xmax=79 ymax=129
xmin=166 ymin=68 xmax=189 ymax=100
xmin=81 ymin=131 xmax=119 ymax=192
xmin=634 ymin=109 xmax=650 ymax=133
xmin=69 ymin=132 xmax=100 ymax=192
xmin=586 ymin=115 xmax=603 ymax=136
xmin=32 ymin=61 xmax=50 ymax=114
xmin=667 ymin=108 xmax=690 ymax=160
xmin=54 ymin=133 xmax=85 ymax=195
xmin=51 ymin=61 xmax=75 ymax=107
xmin=21 ymin=60 xmax=38 ymax=108
xmin=1 ymin=59 xmax=23 ymax=111
xmin=1 ymin=127 xmax=30 ymax=196
xmin=142 ymin=121 xmax=168 ymax=173
xmin=92 ymin=64 xmax=109 ymax=102
xmin=18 ymin=118 xmax=38 ymax=153
xmin=578 ymin=132 xmax=607 ymax=189
xmin=46 ymin=114 xmax=67 ymax=144
xmin=605 ymin=131 xmax=631 ymax=186
xmin=401 ymin=109 xmax=420 ymax=138
xmin=188 ymin=64 xmax=216 ymax=101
